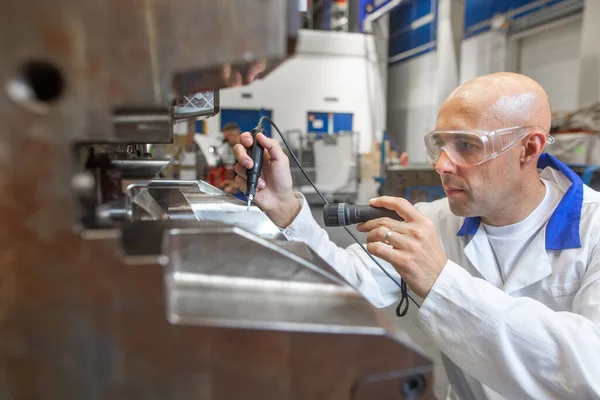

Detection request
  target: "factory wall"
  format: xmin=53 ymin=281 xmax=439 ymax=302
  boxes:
xmin=386 ymin=0 xmax=438 ymax=162
xmin=459 ymin=30 xmax=508 ymax=84
xmin=461 ymin=15 xmax=582 ymax=111
xmin=387 ymin=51 xmax=437 ymax=163
xmin=205 ymin=29 xmax=387 ymax=154
xmin=387 ymin=0 xmax=586 ymax=163
xmin=514 ymin=16 xmax=582 ymax=111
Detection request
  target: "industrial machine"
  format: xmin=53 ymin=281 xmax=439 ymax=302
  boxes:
xmin=0 ymin=1 xmax=433 ymax=398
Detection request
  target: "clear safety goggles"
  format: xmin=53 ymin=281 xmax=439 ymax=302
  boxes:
xmin=424 ymin=126 xmax=554 ymax=166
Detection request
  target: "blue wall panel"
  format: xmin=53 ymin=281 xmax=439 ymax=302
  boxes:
xmin=389 ymin=0 xmax=434 ymax=36
xmin=389 ymin=23 xmax=436 ymax=58
xmin=372 ymin=0 xmax=393 ymax=12
xmin=307 ymin=112 xmax=330 ymax=134
xmin=388 ymin=0 xmax=437 ymax=63
xmin=307 ymin=112 xmax=353 ymax=135
xmin=389 ymin=3 xmax=413 ymax=30
xmin=333 ymin=113 xmax=354 ymax=132
xmin=360 ymin=0 xmax=374 ymax=32
xmin=219 ymin=108 xmax=273 ymax=137
xmin=465 ymin=0 xmax=570 ymax=36
xmin=387 ymin=0 xmax=573 ymax=63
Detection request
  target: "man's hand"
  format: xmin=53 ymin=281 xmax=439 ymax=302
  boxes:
xmin=233 ymin=132 xmax=300 ymax=228
xmin=220 ymin=60 xmax=267 ymax=87
xmin=222 ymin=180 xmax=237 ymax=194
xmin=357 ymin=196 xmax=448 ymax=298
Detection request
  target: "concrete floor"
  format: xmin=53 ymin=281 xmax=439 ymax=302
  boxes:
xmin=306 ymin=181 xmax=449 ymax=399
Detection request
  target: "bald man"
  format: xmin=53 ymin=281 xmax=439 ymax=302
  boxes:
xmin=233 ymin=73 xmax=600 ymax=399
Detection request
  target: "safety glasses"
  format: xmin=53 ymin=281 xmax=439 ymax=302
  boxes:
xmin=424 ymin=126 xmax=553 ymax=166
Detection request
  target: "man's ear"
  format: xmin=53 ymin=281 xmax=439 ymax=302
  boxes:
xmin=521 ymin=131 xmax=546 ymax=165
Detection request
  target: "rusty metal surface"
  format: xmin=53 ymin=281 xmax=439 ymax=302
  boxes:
xmin=0 ymin=132 xmax=436 ymax=398
xmin=1 ymin=0 xmax=295 ymax=142
xmin=0 ymin=0 xmax=434 ymax=398
xmin=0 ymin=224 xmax=433 ymax=399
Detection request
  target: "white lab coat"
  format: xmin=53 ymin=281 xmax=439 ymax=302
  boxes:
xmin=280 ymin=159 xmax=600 ymax=399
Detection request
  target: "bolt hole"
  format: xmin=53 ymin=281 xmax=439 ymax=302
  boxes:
xmin=400 ymin=374 xmax=426 ymax=399
xmin=6 ymin=60 xmax=65 ymax=113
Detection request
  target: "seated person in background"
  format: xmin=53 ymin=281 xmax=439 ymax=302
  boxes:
xmin=216 ymin=122 xmax=242 ymax=194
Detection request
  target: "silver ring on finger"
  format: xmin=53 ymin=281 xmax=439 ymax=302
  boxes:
xmin=384 ymin=229 xmax=394 ymax=245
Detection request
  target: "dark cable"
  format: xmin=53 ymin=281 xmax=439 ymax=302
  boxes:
xmin=258 ymin=117 xmax=420 ymax=314
xmin=259 ymin=117 xmax=328 ymax=204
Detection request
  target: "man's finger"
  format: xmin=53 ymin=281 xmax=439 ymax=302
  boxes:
xmin=234 ymin=176 xmax=247 ymax=192
xmin=366 ymin=226 xmax=416 ymax=251
xmin=235 ymin=175 xmax=265 ymax=190
xmin=255 ymin=133 xmax=287 ymax=161
xmin=229 ymin=70 xmax=242 ymax=87
xmin=366 ymin=226 xmax=402 ymax=248
xmin=233 ymin=163 xmax=247 ymax=179
xmin=233 ymin=144 xmax=253 ymax=169
xmin=234 ymin=163 xmax=265 ymax=188
xmin=366 ymin=242 xmax=409 ymax=272
xmin=369 ymin=196 xmax=424 ymax=222
xmin=366 ymin=242 xmax=395 ymax=264
xmin=245 ymin=60 xmax=267 ymax=84
xmin=220 ymin=64 xmax=232 ymax=83
xmin=240 ymin=132 xmax=254 ymax=147
xmin=357 ymin=217 xmax=405 ymax=233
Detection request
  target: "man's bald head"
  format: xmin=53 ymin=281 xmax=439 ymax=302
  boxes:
xmin=437 ymin=72 xmax=552 ymax=133
xmin=433 ymin=73 xmax=553 ymax=225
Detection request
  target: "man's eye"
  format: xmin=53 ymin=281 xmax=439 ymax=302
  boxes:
xmin=458 ymin=140 xmax=474 ymax=150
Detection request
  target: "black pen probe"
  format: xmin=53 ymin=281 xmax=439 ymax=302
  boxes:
xmin=245 ymin=127 xmax=265 ymax=210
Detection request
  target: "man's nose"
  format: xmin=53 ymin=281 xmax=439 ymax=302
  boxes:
xmin=434 ymin=150 xmax=457 ymax=175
